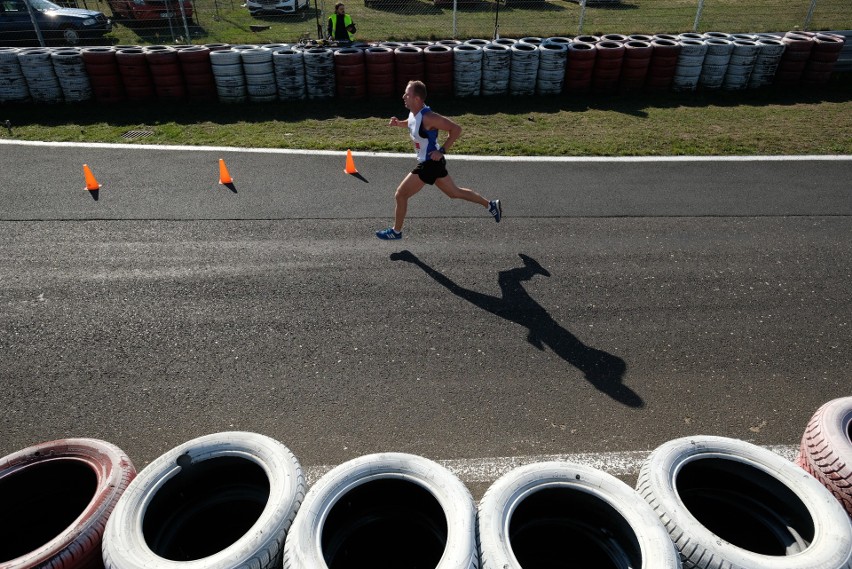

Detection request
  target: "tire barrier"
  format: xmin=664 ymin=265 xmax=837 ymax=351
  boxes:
xmin=364 ymin=46 xmax=394 ymax=99
xmin=0 ymin=438 xmax=136 ymax=569
xmin=536 ymin=41 xmax=567 ymax=96
xmin=0 ymin=47 xmax=30 ymax=103
xmin=619 ymin=40 xmax=653 ymax=93
xmin=334 ymin=47 xmax=366 ymax=101
xmin=303 ymin=47 xmax=335 ymax=100
xmin=797 ymin=397 xmax=852 ymax=517
xmin=565 ymin=41 xmax=596 ymax=94
xmin=749 ymin=37 xmax=786 ymax=88
xmin=673 ymin=37 xmax=706 ymax=92
xmin=273 ymin=48 xmax=307 ymax=101
xmin=646 ymin=37 xmax=681 ymax=93
xmin=776 ymin=31 xmax=815 ymax=87
xmin=210 ymin=48 xmax=247 ymax=103
xmin=480 ymin=43 xmax=511 ymax=96
xmin=145 ymin=45 xmax=184 ymax=102
xmin=241 ymin=47 xmax=277 ymax=103
xmin=103 ymin=432 xmax=305 ymax=569
xmin=116 ymin=47 xmax=155 ymax=102
xmin=20 ymin=48 xmax=64 ymax=104
xmin=424 ymin=44 xmax=453 ymax=98
xmin=638 ymin=436 xmax=852 ymax=569
xmin=2 ymin=31 xmax=846 ymax=105
xmin=593 ymin=41 xmax=625 ymax=94
xmin=394 ymin=45 xmax=425 ymax=97
xmin=509 ymin=41 xmax=538 ymax=97
xmin=723 ymin=39 xmax=760 ymax=91
xmin=178 ymin=45 xmax=217 ymax=103
xmin=282 ymin=452 xmax=478 ymax=569
xmin=453 ymin=43 xmax=482 ymax=98
xmin=804 ymin=33 xmax=845 ymax=87
xmin=82 ymin=47 xmax=124 ymax=104
xmin=51 ymin=48 xmax=92 ymax=103
xmin=478 ymin=462 xmax=682 ymax=569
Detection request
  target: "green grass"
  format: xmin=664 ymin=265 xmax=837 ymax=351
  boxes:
xmin=92 ymin=0 xmax=852 ymax=47
xmin=4 ymin=76 xmax=851 ymax=156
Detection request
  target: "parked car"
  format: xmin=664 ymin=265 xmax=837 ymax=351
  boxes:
xmin=105 ymin=0 xmax=193 ymax=22
xmin=0 ymin=0 xmax=111 ymax=45
xmin=246 ymin=0 xmax=307 ymax=17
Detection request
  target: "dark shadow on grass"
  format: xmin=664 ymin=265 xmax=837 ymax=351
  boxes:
xmin=390 ymin=250 xmax=643 ymax=407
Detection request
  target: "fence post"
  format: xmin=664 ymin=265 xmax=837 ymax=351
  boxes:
xmin=804 ymin=0 xmax=817 ymax=30
xmin=22 ymin=0 xmax=46 ymax=47
xmin=578 ymin=0 xmax=586 ymax=35
xmin=693 ymin=0 xmax=704 ymax=31
xmin=453 ymin=0 xmax=458 ymax=39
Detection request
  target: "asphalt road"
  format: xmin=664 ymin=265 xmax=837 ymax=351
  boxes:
xmin=1 ymin=141 xmax=850 ymax=492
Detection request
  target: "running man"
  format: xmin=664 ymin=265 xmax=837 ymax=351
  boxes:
xmin=375 ymin=80 xmax=502 ymax=240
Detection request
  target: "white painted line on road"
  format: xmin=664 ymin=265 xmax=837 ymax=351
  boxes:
xmin=303 ymin=444 xmax=799 ymax=485
xmin=1 ymin=139 xmax=850 ymax=162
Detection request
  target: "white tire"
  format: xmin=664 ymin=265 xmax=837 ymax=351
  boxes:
xmin=638 ymin=436 xmax=852 ymax=569
xmin=103 ymin=432 xmax=304 ymax=569
xmin=797 ymin=397 xmax=852 ymax=516
xmin=478 ymin=462 xmax=681 ymax=569
xmin=282 ymin=452 xmax=477 ymax=569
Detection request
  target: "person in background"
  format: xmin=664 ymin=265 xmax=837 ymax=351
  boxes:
xmin=327 ymin=3 xmax=356 ymax=42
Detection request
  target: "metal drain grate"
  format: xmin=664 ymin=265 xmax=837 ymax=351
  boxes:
xmin=122 ymin=130 xmax=154 ymax=139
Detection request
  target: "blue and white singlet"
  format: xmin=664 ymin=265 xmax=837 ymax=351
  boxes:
xmin=407 ymin=106 xmax=439 ymax=163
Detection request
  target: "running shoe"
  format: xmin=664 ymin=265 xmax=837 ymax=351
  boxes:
xmin=489 ymin=199 xmax=502 ymax=223
xmin=376 ymin=227 xmax=402 ymax=240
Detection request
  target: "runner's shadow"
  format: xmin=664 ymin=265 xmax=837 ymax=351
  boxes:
xmin=390 ymin=250 xmax=643 ymax=408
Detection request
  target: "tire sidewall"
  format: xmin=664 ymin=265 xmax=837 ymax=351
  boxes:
xmin=478 ymin=462 xmax=681 ymax=569
xmin=639 ymin=436 xmax=852 ymax=569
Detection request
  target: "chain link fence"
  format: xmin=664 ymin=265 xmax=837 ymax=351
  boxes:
xmin=1 ymin=0 xmax=850 ymax=46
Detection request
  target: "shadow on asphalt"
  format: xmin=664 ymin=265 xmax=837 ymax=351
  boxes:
xmin=390 ymin=250 xmax=643 ymax=408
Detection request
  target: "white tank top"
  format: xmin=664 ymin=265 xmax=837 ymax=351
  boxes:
xmin=407 ymin=106 xmax=439 ymax=163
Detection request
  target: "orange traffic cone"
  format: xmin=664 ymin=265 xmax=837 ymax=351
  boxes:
xmin=218 ymin=158 xmax=233 ymax=185
xmin=83 ymin=164 xmax=100 ymax=191
xmin=344 ymin=149 xmax=358 ymax=175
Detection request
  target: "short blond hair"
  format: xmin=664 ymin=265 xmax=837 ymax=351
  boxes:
xmin=407 ymin=80 xmax=427 ymax=101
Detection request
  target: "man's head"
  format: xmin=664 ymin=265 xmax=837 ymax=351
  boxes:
xmin=403 ymin=80 xmax=427 ymax=109
xmin=334 ymin=2 xmax=345 ymax=13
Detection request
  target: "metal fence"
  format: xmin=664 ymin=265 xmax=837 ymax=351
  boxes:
xmin=1 ymin=0 xmax=850 ymax=47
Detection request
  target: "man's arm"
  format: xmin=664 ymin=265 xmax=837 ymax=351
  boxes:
xmin=423 ymin=112 xmax=462 ymax=156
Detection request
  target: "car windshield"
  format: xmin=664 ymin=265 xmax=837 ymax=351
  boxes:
xmin=31 ymin=0 xmax=63 ymax=10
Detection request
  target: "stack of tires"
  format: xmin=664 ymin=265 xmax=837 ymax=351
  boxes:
xmin=619 ymin=40 xmax=653 ymax=93
xmin=82 ymin=47 xmax=124 ymax=104
xmin=722 ymin=39 xmax=759 ymax=90
xmin=536 ymin=41 xmax=568 ymax=96
xmin=748 ymin=36 xmax=786 ymax=88
xmin=273 ymin=48 xmax=307 ymax=101
xmin=593 ymin=41 xmax=625 ymax=94
xmin=242 ymin=47 xmax=277 ymax=103
xmin=699 ymin=36 xmax=733 ymax=89
xmin=334 ymin=48 xmax=366 ymax=100
xmin=645 ymin=35 xmax=681 ymax=92
xmin=210 ymin=48 xmax=247 ymax=103
xmin=178 ymin=45 xmax=217 ymax=103
xmin=803 ymin=33 xmax=845 ymax=87
xmin=116 ymin=47 xmax=155 ymax=102
xmin=509 ymin=42 xmax=538 ymax=96
xmin=303 ymin=48 xmax=335 ymax=100
xmin=364 ymin=46 xmax=394 ymax=99
xmin=775 ymin=31 xmax=814 ymax=87
xmin=394 ymin=46 xmax=425 ymax=96
xmin=453 ymin=44 xmax=482 ymax=97
xmin=480 ymin=43 xmax=510 ymax=96
xmin=51 ymin=48 xmax=92 ymax=103
xmin=564 ymin=41 xmax=596 ymax=94
xmin=0 ymin=47 xmax=30 ymax=103
xmin=145 ymin=46 xmax=184 ymax=102
xmin=423 ymin=44 xmax=453 ymax=98
xmin=19 ymin=48 xmax=64 ymax=104
xmin=673 ymin=37 xmax=706 ymax=92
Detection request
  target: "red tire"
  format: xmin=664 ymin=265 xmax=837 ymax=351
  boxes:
xmin=0 ymin=439 xmax=135 ymax=569
xmin=797 ymin=397 xmax=852 ymax=517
